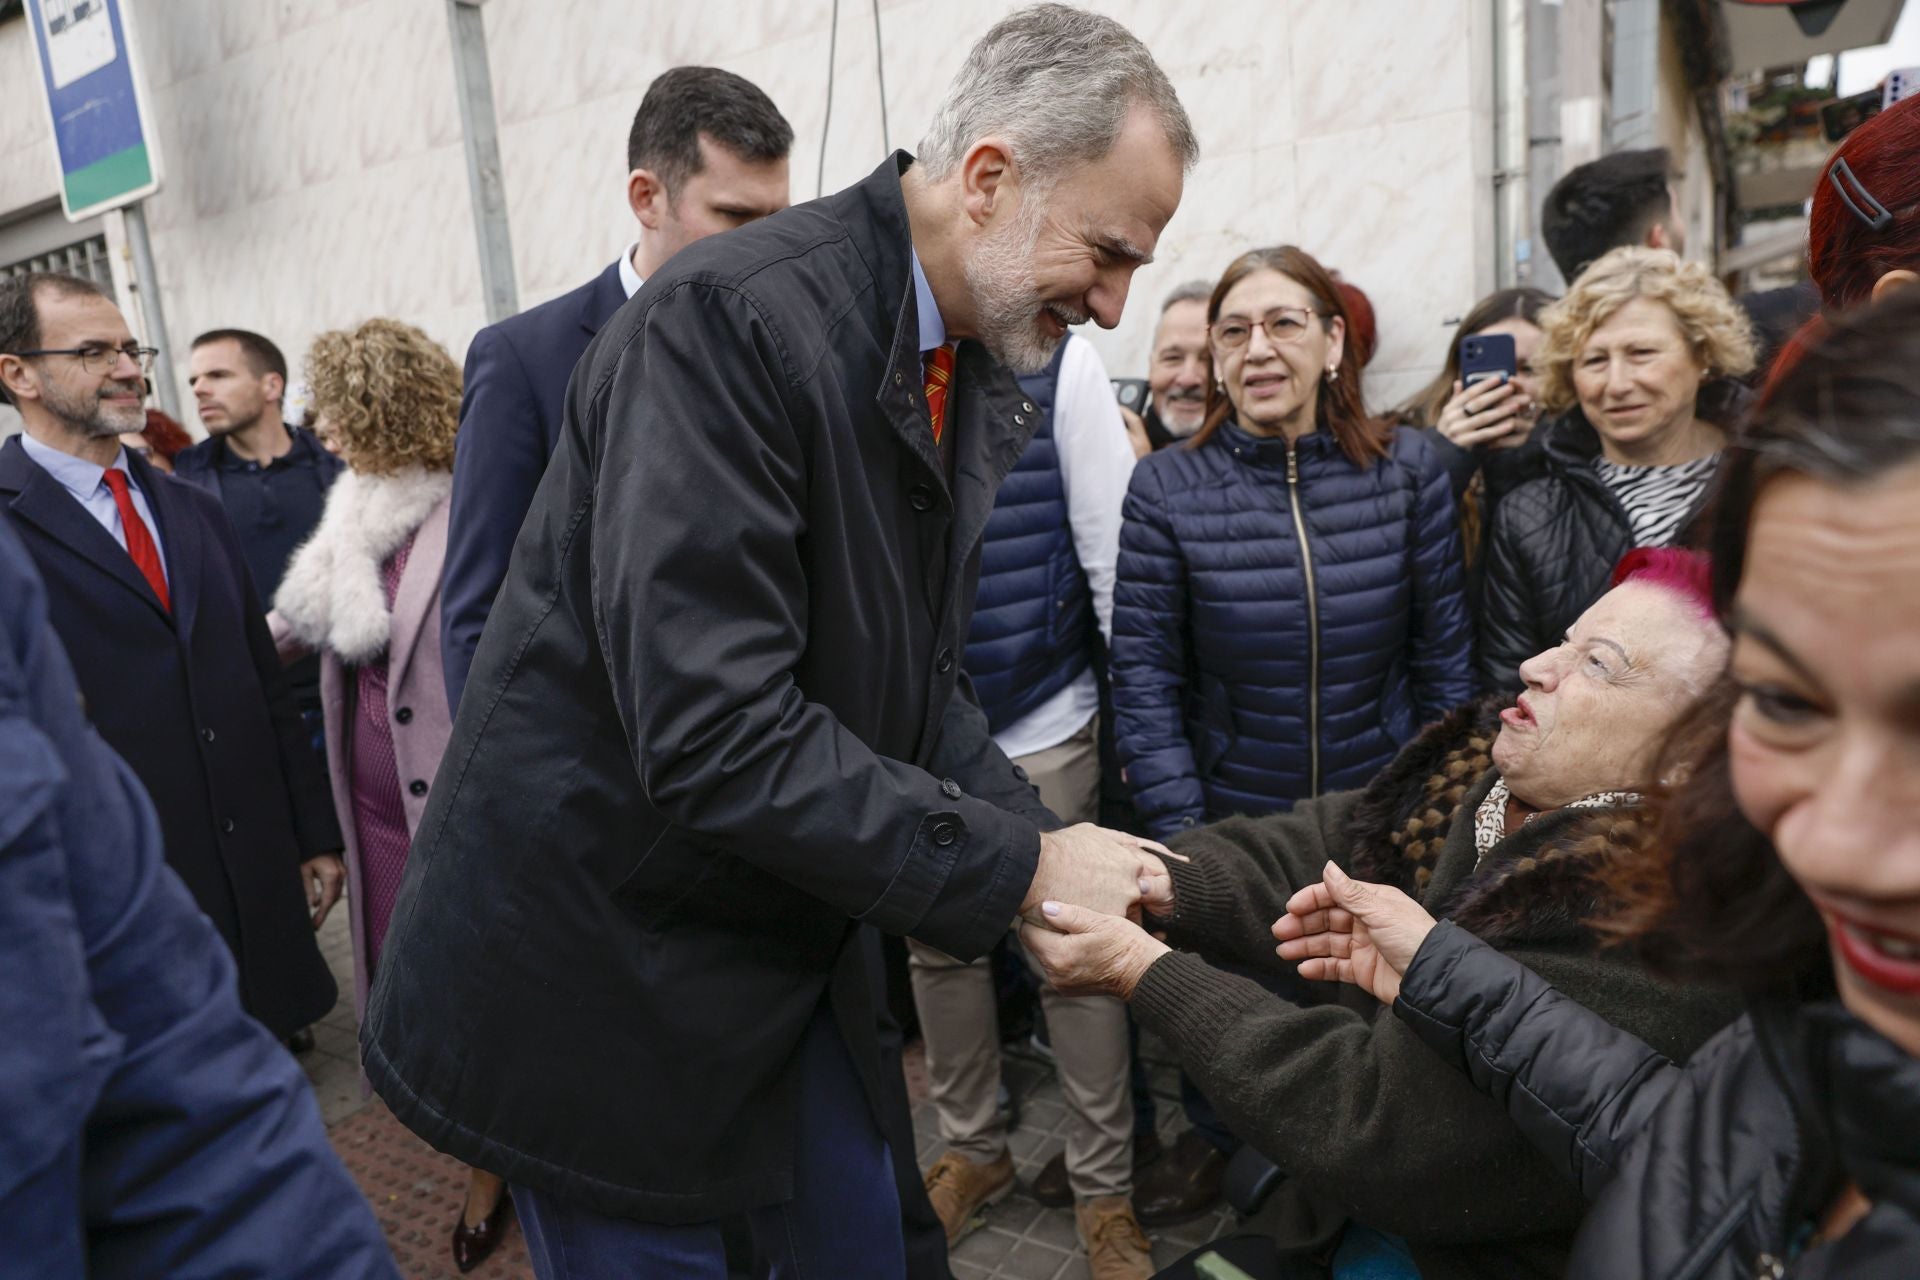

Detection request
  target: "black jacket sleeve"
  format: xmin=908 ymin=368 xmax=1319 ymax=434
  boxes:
xmin=589 ymin=283 xmax=1040 ymax=961
xmin=440 ymin=325 xmax=545 ymax=713
xmin=930 ymin=671 xmax=1060 ymax=831
xmin=1393 ymin=921 xmax=1686 ymax=1199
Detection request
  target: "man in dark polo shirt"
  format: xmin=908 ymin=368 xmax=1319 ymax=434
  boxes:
xmin=175 ymin=329 xmax=341 ymax=769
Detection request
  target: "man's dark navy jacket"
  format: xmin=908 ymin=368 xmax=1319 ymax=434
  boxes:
xmin=0 ymin=518 xmax=394 ymax=1279
xmin=440 ymin=261 xmax=626 ymax=710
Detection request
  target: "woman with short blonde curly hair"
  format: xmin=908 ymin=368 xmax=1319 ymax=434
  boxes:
xmin=1475 ymin=246 xmax=1756 ymax=692
xmin=304 ymin=317 xmax=463 ymax=475
xmin=272 ymin=318 xmax=512 ymax=1268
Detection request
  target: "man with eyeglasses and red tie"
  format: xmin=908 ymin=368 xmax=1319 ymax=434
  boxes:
xmin=0 ymin=272 xmax=343 ymax=1046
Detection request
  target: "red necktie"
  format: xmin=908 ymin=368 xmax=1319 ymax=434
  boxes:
xmin=101 ymin=468 xmax=170 ymax=612
xmin=923 ymin=342 xmax=956 ymax=445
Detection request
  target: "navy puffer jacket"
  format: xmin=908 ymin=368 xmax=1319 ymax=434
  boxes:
xmin=1112 ymin=419 xmax=1474 ymax=837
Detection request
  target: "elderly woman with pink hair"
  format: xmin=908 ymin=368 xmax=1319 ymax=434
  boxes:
xmin=1023 ymin=548 xmax=1740 ymax=1278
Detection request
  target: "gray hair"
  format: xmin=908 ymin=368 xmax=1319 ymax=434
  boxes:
xmin=1160 ymin=280 xmax=1213 ymax=314
xmin=917 ymin=4 xmax=1198 ymax=188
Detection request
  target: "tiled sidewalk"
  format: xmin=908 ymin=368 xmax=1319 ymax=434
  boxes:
xmin=308 ymin=912 xmax=1239 ymax=1278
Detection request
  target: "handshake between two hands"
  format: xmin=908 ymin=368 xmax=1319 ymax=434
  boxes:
xmin=1016 ymin=823 xmax=1185 ymax=1002
xmin=1018 ymin=829 xmax=1444 ymax=1009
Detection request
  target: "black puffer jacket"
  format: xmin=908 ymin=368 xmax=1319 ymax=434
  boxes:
xmin=1476 ymin=412 xmax=1643 ymax=692
xmin=1398 ymin=923 xmax=1920 ymax=1279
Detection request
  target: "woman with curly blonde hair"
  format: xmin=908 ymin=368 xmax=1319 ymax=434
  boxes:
xmin=270 ymin=318 xmax=510 ymax=1271
xmin=1476 ymin=246 xmax=1756 ymax=692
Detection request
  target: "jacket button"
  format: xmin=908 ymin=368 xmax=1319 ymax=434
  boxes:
xmin=1180 ymin=816 xmax=1198 ymax=829
xmin=221 ymin=818 xmax=235 ymax=834
xmin=894 ymin=372 xmax=904 ymax=386
xmin=1022 ymin=401 xmax=1035 ymax=413
xmin=395 ymin=706 xmax=413 ymax=724
xmin=936 ymin=648 xmax=954 ymax=674
xmin=909 ymin=485 xmax=934 ymax=512
xmin=408 ymin=779 xmax=429 ymax=797
xmin=932 ymin=822 xmax=958 ymax=846
xmin=1012 ymin=765 xmax=1029 ymax=783
xmin=201 ymin=727 xmax=216 ymax=742
xmin=1014 ymin=414 xmax=1026 ymax=426
xmin=941 ymin=778 xmax=962 ymax=799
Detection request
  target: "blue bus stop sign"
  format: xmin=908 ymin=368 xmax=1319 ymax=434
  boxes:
xmin=25 ymin=0 xmax=164 ymax=221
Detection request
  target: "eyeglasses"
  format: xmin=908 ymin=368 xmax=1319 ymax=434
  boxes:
xmin=10 ymin=343 xmax=159 ymax=375
xmin=1210 ymin=307 xmax=1322 ymax=351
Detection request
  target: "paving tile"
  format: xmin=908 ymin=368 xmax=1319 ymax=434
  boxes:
xmin=1022 ymin=1206 xmax=1083 ymax=1253
xmin=952 ymin=1224 xmax=1021 ymax=1268
xmin=1001 ymin=1239 xmax=1072 ymax=1280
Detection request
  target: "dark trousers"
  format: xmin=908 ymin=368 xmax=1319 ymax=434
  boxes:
xmin=513 ymin=1003 xmax=904 ymax=1278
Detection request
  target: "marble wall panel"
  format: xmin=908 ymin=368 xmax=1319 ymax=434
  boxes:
xmin=1288 ymin=0 xmax=1472 ymax=138
xmin=1293 ymin=110 xmax=1484 ymax=396
xmin=146 ymin=0 xmax=224 ymax=88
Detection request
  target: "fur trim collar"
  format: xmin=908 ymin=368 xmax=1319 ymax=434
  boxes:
xmin=1345 ymin=695 xmax=1650 ymax=949
xmin=273 ymin=468 xmax=450 ymax=664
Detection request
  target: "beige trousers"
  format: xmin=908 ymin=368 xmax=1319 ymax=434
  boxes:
xmin=907 ymin=715 xmax=1134 ymax=1200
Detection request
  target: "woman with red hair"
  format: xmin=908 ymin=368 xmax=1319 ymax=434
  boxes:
xmin=1808 ymin=93 xmax=1920 ymax=310
xmin=1764 ymin=93 xmax=1920 ymax=390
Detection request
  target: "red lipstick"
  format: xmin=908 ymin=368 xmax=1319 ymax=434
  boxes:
xmin=1830 ymin=914 xmax=1920 ymax=998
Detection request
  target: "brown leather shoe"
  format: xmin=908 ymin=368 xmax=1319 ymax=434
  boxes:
xmin=450 ymin=1188 xmax=511 ymax=1273
xmin=1032 ymin=1130 xmax=1165 ymax=1208
xmin=1131 ymin=1128 xmax=1226 ymax=1226
xmin=923 ymin=1150 xmax=1015 ymax=1245
xmin=1076 ymin=1195 xmax=1155 ymax=1280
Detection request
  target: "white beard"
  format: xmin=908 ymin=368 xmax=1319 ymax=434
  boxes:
xmin=962 ymin=195 xmax=1077 ymax=375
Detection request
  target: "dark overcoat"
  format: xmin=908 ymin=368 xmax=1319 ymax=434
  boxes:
xmin=0 ymin=436 xmax=339 ymax=1038
xmin=364 ymin=153 xmax=1055 ymax=1223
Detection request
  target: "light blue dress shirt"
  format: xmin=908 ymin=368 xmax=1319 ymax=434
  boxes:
xmin=18 ymin=434 xmax=170 ymax=585
xmin=910 ymin=249 xmax=946 ymax=356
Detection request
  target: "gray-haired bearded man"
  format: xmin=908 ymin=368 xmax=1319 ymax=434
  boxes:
xmin=363 ymin=5 xmax=1197 ymax=1277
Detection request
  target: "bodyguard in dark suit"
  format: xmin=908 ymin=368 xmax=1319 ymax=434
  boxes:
xmin=0 ymin=273 xmax=341 ymax=1041
xmin=367 ymin=11 xmax=1196 ymax=1276
xmin=439 ymin=66 xmax=793 ymax=711
xmin=0 ymin=517 xmax=398 ymax=1280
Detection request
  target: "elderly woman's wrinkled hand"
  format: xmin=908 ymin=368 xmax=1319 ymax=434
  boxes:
xmin=1271 ymin=862 xmax=1437 ymax=1005
xmin=1021 ymin=901 xmax=1171 ymax=1000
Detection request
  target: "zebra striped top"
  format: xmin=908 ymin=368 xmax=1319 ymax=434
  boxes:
xmin=1593 ymin=452 xmax=1720 ymax=547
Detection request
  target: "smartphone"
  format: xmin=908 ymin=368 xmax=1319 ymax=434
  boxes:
xmin=1460 ymin=333 xmax=1516 ymax=388
xmin=1111 ymin=377 xmax=1148 ymax=411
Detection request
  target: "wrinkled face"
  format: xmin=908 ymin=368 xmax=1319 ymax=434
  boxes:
xmin=1492 ymin=581 xmax=1727 ymax=808
xmin=1211 ymin=268 xmax=1343 ymax=436
xmin=962 ymin=105 xmax=1183 ymax=374
xmin=189 ymin=338 xmax=278 ymax=437
xmin=1727 ymin=465 xmax=1920 ymax=1057
xmin=3 ymin=289 xmax=145 ymax=437
xmin=653 ymin=136 xmax=790 ymax=262
xmin=1571 ymin=296 xmax=1705 ymax=456
xmin=1148 ymin=298 xmax=1209 ymax=434
xmin=1476 ymin=315 xmax=1544 ymax=408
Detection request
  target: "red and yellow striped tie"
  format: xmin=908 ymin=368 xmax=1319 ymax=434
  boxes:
xmin=924 ymin=342 xmax=956 ymax=445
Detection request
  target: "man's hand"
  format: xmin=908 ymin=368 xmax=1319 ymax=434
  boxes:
xmin=1021 ymin=823 xmax=1184 ymax=926
xmin=1271 ymin=861 xmax=1435 ymax=1005
xmin=1021 ymin=901 xmax=1170 ymax=999
xmin=301 ymin=853 xmax=346 ymax=931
